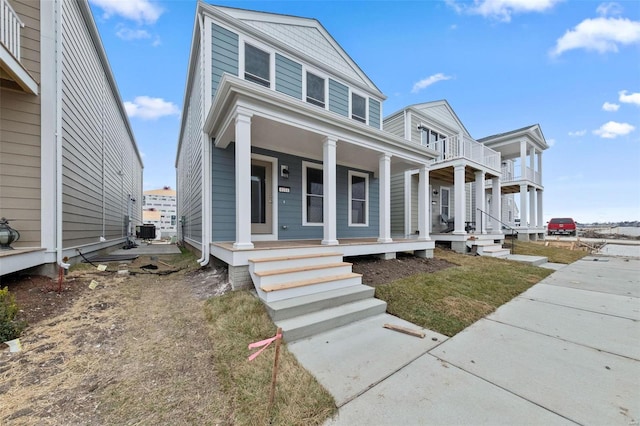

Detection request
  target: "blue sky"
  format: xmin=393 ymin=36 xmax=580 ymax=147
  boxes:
xmin=88 ymin=0 xmax=640 ymax=223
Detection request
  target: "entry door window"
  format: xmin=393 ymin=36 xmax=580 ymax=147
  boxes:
xmin=251 ymin=160 xmax=272 ymax=234
xmin=441 ymin=187 xmax=450 ymax=218
xmin=303 ymin=163 xmax=323 ymax=225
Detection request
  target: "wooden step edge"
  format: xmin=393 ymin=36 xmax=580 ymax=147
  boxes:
xmin=249 ymin=252 xmax=343 ymax=264
xmin=254 ymin=262 xmax=352 ymax=277
xmin=261 ymin=272 xmax=362 ymax=293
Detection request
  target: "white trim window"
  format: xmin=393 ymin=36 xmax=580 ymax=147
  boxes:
xmin=303 ymin=162 xmax=323 ymax=226
xmin=349 ymin=171 xmax=368 ymax=226
xmin=244 ymin=43 xmax=270 ymax=87
xmin=351 ymin=92 xmax=367 ymax=123
xmin=440 ymin=187 xmax=450 ymax=218
xmin=306 ymin=72 xmax=325 ymax=108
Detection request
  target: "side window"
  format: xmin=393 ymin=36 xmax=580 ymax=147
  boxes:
xmin=349 ymin=171 xmax=368 ymax=226
xmin=306 ymin=72 xmax=325 ymax=107
xmin=245 ymin=43 xmax=270 ymax=87
xmin=303 ymin=163 xmax=323 ymax=225
xmin=351 ymin=93 xmax=366 ymax=123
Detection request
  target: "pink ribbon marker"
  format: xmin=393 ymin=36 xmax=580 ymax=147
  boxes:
xmin=248 ymin=333 xmax=282 ymax=361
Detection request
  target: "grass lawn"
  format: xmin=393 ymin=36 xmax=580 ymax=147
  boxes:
xmin=375 ymin=248 xmax=555 ymax=336
xmin=513 ymin=240 xmax=589 ymax=263
xmin=204 ymin=291 xmax=336 ymax=426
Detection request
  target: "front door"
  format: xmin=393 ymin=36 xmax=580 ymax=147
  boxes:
xmin=251 ymin=160 xmax=272 ymax=234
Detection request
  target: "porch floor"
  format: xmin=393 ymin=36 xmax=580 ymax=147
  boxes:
xmin=213 ymin=237 xmax=419 ymax=252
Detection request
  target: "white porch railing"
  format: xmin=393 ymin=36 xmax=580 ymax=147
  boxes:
xmin=1 ymin=0 xmax=23 ymax=61
xmin=431 ymin=134 xmax=501 ymax=173
xmin=501 ymin=166 xmax=541 ymax=185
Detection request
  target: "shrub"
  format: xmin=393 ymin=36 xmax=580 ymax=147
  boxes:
xmin=0 ymin=286 xmax=26 ymax=342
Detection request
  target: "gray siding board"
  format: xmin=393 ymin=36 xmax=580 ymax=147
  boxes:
xmin=211 ymin=144 xmax=236 ymax=241
xmin=211 ymin=23 xmax=238 ymax=100
xmin=390 ymin=173 xmax=405 ymax=235
xmin=328 ymin=79 xmax=348 ymax=117
xmin=383 ymin=113 xmax=405 ymax=138
xmin=368 ymin=99 xmax=380 ymax=129
xmin=275 ymin=53 xmax=302 ymax=99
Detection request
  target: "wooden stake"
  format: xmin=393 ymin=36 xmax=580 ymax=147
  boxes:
xmin=383 ymin=323 xmax=425 ymax=338
xmin=268 ymin=327 xmax=283 ymax=412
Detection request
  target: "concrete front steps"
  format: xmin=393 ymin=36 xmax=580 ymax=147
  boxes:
xmin=466 ymin=239 xmax=510 ymax=258
xmin=248 ymin=252 xmax=387 ymax=342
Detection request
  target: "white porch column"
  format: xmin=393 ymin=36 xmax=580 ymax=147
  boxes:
xmin=418 ymin=165 xmax=431 ymax=241
xmin=537 ymin=189 xmax=543 ymax=227
xmin=474 ymin=170 xmax=486 ymax=234
xmin=491 ymin=177 xmax=501 ymax=233
xmin=519 ymin=183 xmax=528 ymax=228
xmin=453 ymin=164 xmax=466 ymax=234
xmin=537 ymin=151 xmax=543 ymax=185
xmin=378 ymin=153 xmax=393 ymax=243
xmin=520 ymin=140 xmax=527 ymax=180
xmin=322 ymin=137 xmax=338 ymax=245
xmin=529 ymin=185 xmax=536 ymax=228
xmin=233 ymin=111 xmax=254 ymax=250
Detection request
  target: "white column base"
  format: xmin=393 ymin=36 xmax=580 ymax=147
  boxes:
xmin=321 ymin=239 xmax=339 ymax=246
xmin=377 ymin=237 xmax=393 ymax=243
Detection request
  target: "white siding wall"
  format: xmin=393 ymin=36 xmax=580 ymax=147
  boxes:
xmin=416 ymin=104 xmax=461 ymax=133
xmin=383 ymin=113 xmax=404 ymax=139
xmin=60 ymin=0 xmax=142 ymax=248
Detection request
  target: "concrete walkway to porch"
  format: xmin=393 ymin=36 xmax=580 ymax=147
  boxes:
xmin=287 ymin=252 xmax=640 ymax=425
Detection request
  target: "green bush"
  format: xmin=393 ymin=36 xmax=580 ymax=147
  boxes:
xmin=0 ymin=286 xmax=26 ymax=342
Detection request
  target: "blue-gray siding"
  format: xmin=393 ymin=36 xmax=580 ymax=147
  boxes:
xmin=211 ymin=23 xmax=238 ymax=100
xmin=328 ymin=79 xmax=348 ymax=117
xmin=211 ymin=144 xmax=236 ymax=242
xmin=275 ymin=54 xmax=302 ymax=99
xmin=369 ymin=98 xmax=381 ymax=129
xmin=211 ymin=146 xmax=379 ymax=241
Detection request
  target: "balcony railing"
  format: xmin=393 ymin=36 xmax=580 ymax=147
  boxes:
xmin=430 ymin=134 xmax=501 ymax=172
xmin=1 ymin=0 xmax=23 ymax=61
xmin=500 ymin=166 xmax=541 ymax=185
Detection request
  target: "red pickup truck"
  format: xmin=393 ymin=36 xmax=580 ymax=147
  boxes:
xmin=547 ymin=218 xmax=577 ymax=236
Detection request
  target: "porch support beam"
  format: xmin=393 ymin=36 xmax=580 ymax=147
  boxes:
xmin=519 ymin=183 xmax=528 ymax=228
xmin=418 ymin=164 xmax=431 ymax=241
xmin=233 ymin=111 xmax=254 ymax=250
xmin=322 ymin=137 xmax=339 ymax=245
xmin=491 ymin=177 xmax=501 ymax=233
xmin=453 ymin=164 xmax=466 ymax=235
xmin=538 ymin=151 xmax=543 ymax=184
xmin=520 ymin=140 xmax=527 ymax=181
xmin=529 ymin=185 xmax=536 ymax=229
xmin=537 ymin=189 xmax=544 ymax=227
xmin=377 ymin=153 xmax=393 ymax=243
xmin=475 ymin=170 xmax=486 ymax=234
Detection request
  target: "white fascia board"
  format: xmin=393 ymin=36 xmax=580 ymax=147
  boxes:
xmin=0 ymin=47 xmax=38 ymax=94
xmin=205 ymin=75 xmax=437 ymax=165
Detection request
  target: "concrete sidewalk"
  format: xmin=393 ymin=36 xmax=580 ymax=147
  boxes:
xmin=288 ymin=255 xmax=640 ymax=425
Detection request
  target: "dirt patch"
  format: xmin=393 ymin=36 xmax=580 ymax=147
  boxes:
xmin=349 ymin=252 xmax=455 ymax=286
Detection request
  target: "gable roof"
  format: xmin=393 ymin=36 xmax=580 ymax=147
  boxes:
xmin=478 ymin=124 xmax=549 ymax=150
xmin=386 ymin=99 xmax=473 ymax=137
xmin=202 ymin=2 xmax=383 ymax=97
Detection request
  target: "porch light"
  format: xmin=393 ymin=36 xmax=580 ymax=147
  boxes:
xmin=0 ymin=218 xmax=20 ymax=250
xmin=432 ymin=189 xmax=439 ymax=196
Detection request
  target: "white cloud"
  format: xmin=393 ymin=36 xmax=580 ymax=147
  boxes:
xmin=447 ymin=0 xmax=562 ymax=22
xmin=602 ymin=102 xmax=620 ymax=111
xmin=116 ymin=26 xmax=151 ymax=41
xmin=411 ymin=73 xmax=452 ymax=93
xmin=124 ymin=96 xmax=180 ymax=120
xmin=593 ymin=121 xmax=635 ymax=138
xmin=596 ymin=2 xmax=623 ymax=17
xmin=619 ymin=90 xmax=640 ymax=106
xmin=89 ymin=0 xmax=163 ymax=25
xmin=568 ymin=130 xmax=587 ymax=137
xmin=551 ymin=17 xmax=640 ymax=56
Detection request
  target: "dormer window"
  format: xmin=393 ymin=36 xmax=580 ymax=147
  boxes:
xmin=306 ymin=72 xmax=325 ymax=108
xmin=245 ymin=44 xmax=270 ymax=87
xmin=351 ymin=93 xmax=366 ymax=123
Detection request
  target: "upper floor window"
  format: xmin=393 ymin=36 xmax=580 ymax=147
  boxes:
xmin=306 ymin=72 xmax=325 ymax=108
xmin=351 ymin=93 xmax=366 ymax=123
xmin=245 ymin=44 xmax=270 ymax=87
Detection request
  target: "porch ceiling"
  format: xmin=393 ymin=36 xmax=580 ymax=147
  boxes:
xmin=430 ymin=164 xmax=499 ymax=185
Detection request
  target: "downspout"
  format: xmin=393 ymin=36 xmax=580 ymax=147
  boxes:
xmin=197 ymin=11 xmax=210 ymax=267
xmin=54 ymin=0 xmax=69 ymax=270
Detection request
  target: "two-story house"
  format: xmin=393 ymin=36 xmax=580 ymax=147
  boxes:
xmin=0 ymin=0 xmax=143 ymax=276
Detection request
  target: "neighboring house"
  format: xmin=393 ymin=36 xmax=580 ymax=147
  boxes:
xmin=0 ymin=0 xmax=143 ymax=276
xmin=384 ymin=103 xmax=548 ymax=251
xmin=143 ymin=187 xmax=177 ymax=239
xmin=176 ymin=3 xmax=438 ymax=289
